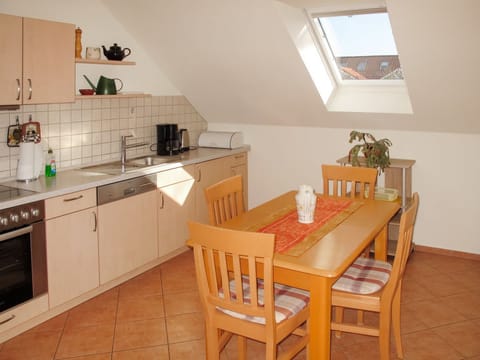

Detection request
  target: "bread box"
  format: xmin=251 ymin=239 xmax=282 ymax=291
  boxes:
xmin=198 ymin=131 xmax=244 ymax=149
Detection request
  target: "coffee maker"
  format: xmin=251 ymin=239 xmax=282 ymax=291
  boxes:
xmin=156 ymin=124 xmax=180 ymax=156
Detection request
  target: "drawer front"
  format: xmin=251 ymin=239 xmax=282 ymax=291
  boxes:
xmin=155 ymin=165 xmax=195 ymax=187
xmin=0 ymin=294 xmax=48 ymax=336
xmin=45 ymin=188 xmax=96 ymax=219
xmin=228 ymin=152 xmax=247 ymax=167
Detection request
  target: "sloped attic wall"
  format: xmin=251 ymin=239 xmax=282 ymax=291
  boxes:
xmin=103 ymin=0 xmax=480 ymax=134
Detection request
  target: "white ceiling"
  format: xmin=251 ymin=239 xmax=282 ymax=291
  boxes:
xmin=102 ymin=0 xmax=480 ymax=133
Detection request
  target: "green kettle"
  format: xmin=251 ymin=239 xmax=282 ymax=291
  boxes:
xmin=83 ymin=75 xmax=123 ymax=95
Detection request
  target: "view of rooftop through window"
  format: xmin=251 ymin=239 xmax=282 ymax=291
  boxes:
xmin=314 ymin=11 xmax=404 ymax=80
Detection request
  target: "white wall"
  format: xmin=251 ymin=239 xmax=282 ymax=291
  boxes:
xmin=208 ymin=123 xmax=480 ymax=255
xmin=0 ymin=0 xmax=179 ymax=96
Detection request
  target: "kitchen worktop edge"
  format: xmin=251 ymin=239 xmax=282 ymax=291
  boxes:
xmin=0 ymin=146 xmax=250 ymax=210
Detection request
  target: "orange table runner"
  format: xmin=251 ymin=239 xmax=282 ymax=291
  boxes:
xmin=258 ymin=197 xmax=363 ymax=256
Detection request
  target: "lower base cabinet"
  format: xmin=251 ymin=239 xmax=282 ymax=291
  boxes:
xmin=46 ymin=207 xmax=99 ymax=308
xmin=97 ymin=190 xmax=158 ymax=284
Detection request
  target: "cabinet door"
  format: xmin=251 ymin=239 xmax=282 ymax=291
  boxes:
xmin=194 ymin=157 xmax=229 ymax=224
xmin=98 ymin=190 xmax=158 ymax=284
xmin=157 ymin=179 xmax=196 ymax=257
xmin=0 ymin=14 xmax=22 ymax=105
xmin=23 ymin=17 xmax=75 ymax=104
xmin=46 ymin=208 xmax=99 ymax=308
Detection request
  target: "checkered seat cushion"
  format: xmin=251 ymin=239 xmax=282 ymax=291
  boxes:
xmin=218 ymin=276 xmax=310 ymax=325
xmin=333 ymin=257 xmax=392 ymax=295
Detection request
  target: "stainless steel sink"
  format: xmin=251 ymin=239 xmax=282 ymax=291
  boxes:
xmin=127 ymin=156 xmax=170 ymax=167
xmin=78 ymin=156 xmax=174 ymax=175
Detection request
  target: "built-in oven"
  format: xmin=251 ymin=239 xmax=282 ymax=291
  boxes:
xmin=0 ymin=199 xmax=47 ymax=318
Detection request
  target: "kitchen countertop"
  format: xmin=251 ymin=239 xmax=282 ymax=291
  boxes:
xmin=0 ymin=146 xmax=250 ymax=210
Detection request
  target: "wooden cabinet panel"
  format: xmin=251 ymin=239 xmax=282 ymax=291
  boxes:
xmin=46 ymin=207 xmax=99 ymax=308
xmin=157 ymin=178 xmax=196 ymax=257
xmin=0 ymin=14 xmax=75 ymax=105
xmin=98 ymin=190 xmax=158 ymax=284
xmin=0 ymin=14 xmax=22 ymax=105
xmin=23 ymin=17 xmax=75 ymax=104
xmin=45 ymin=188 xmax=96 ymax=219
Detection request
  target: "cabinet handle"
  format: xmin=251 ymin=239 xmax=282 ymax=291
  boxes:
xmin=197 ymin=169 xmax=202 ymax=182
xmin=159 ymin=193 xmax=165 ymax=209
xmin=0 ymin=314 xmax=15 ymax=325
xmin=92 ymin=211 xmax=97 ymax=232
xmin=63 ymin=195 xmax=84 ymax=202
xmin=16 ymin=79 xmax=21 ymax=101
xmin=27 ymin=79 xmax=32 ymax=100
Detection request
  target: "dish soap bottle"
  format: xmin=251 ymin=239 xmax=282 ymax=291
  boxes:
xmin=45 ymin=148 xmax=56 ymax=177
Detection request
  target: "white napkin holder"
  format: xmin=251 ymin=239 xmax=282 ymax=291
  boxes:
xmin=295 ymin=184 xmax=317 ymax=224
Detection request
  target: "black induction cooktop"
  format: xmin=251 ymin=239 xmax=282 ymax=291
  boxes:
xmin=0 ymin=185 xmax=36 ymax=202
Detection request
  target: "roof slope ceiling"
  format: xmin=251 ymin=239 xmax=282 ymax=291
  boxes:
xmin=102 ymin=0 xmax=480 ymax=134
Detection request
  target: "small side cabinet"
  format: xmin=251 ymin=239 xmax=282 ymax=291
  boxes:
xmin=336 ymin=156 xmax=416 ymax=255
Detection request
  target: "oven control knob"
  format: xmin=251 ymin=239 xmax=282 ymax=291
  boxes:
xmin=0 ymin=216 xmax=8 ymax=226
xmin=31 ymin=208 xmax=40 ymax=217
xmin=20 ymin=210 xmax=30 ymax=220
xmin=10 ymin=213 xmax=19 ymax=223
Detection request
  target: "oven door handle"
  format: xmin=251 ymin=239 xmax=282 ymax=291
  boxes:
xmin=0 ymin=225 xmax=32 ymax=243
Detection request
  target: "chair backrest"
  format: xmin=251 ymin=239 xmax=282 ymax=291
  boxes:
xmin=188 ymin=221 xmax=276 ymax=328
xmin=204 ymin=175 xmax=245 ymax=226
xmin=322 ymin=164 xmax=378 ymax=200
xmin=385 ymin=193 xmax=419 ymax=297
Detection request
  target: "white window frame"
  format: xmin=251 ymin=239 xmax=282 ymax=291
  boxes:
xmin=302 ymin=7 xmax=413 ymax=114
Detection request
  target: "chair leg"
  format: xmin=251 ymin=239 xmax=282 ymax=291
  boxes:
xmin=378 ymin=307 xmax=392 ymax=360
xmin=334 ymin=306 xmax=344 ymax=338
xmin=237 ymin=335 xmax=247 ymax=360
xmin=206 ymin=325 xmax=221 ymax=360
xmin=357 ymin=309 xmax=365 ymax=325
xmin=392 ymin=287 xmax=404 ymax=359
xmin=265 ymin=340 xmax=277 ymax=360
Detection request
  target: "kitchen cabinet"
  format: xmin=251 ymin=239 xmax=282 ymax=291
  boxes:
xmin=156 ymin=165 xmax=196 ymax=257
xmin=98 ymin=190 xmax=158 ymax=284
xmin=45 ymin=189 xmax=98 ymax=308
xmin=226 ymin=152 xmax=249 ymax=208
xmin=194 ymin=153 xmax=249 ymax=223
xmin=0 ymin=13 xmax=75 ymax=106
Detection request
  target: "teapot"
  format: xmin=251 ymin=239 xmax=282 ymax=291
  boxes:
xmin=102 ymin=43 xmax=131 ymax=61
xmin=83 ymin=75 xmax=123 ymax=95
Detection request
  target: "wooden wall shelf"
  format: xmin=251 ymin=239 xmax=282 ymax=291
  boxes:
xmin=75 ymin=58 xmax=136 ymax=65
xmin=75 ymin=93 xmax=151 ymax=100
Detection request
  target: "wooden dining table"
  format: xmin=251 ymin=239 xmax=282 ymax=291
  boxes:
xmin=220 ymin=191 xmax=400 ymax=359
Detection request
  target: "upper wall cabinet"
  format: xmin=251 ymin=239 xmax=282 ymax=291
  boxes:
xmin=0 ymin=14 xmax=75 ymax=106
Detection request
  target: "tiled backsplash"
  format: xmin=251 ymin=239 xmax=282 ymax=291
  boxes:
xmin=0 ymin=95 xmax=207 ymax=180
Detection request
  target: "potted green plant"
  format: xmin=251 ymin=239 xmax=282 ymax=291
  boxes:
xmin=348 ymin=131 xmax=392 ymax=172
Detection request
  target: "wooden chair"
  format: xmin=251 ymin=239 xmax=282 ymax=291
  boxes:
xmin=331 ymin=192 xmax=419 ymax=360
xmin=321 ymin=164 xmax=378 ymax=200
xmin=204 ymin=174 xmax=245 ymax=226
xmin=188 ymin=221 xmax=310 ymax=360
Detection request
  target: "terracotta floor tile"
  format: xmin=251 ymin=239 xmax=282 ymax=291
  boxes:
xmin=415 ymin=272 xmax=469 ymax=297
xmin=168 ymin=339 xmax=206 ymax=360
xmin=163 ymin=290 xmax=202 ymax=316
xmin=116 ymin=294 xmax=164 ymax=323
xmin=30 ymin=313 xmax=68 ymax=333
xmin=432 ymin=320 xmax=480 ymax=358
xmin=0 ymin=330 xmax=61 ymax=360
xmin=58 ymin=354 xmax=111 ymax=360
xmin=402 ymin=299 xmax=466 ymax=328
xmin=114 ymin=318 xmax=167 ymax=351
xmin=401 ymin=278 xmax=435 ymax=303
xmin=402 ymin=329 xmax=464 ymax=360
xmin=55 ymin=323 xmax=114 ymax=359
xmin=64 ymin=290 xmax=118 ymax=329
xmin=165 ymin=312 xmax=204 ymax=344
xmin=440 ymin=291 xmax=480 ymax=319
xmin=119 ymin=267 xmax=163 ymax=300
xmin=161 ymin=270 xmax=198 ymax=295
xmin=112 ymin=345 xmax=169 ymax=360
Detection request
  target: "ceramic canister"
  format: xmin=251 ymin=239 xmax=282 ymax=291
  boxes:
xmin=295 ymin=184 xmax=317 ymax=224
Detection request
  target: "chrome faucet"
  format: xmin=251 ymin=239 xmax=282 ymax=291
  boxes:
xmin=120 ymin=135 xmax=149 ymax=172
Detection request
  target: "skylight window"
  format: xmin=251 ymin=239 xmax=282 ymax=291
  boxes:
xmin=314 ymin=11 xmax=403 ymax=81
